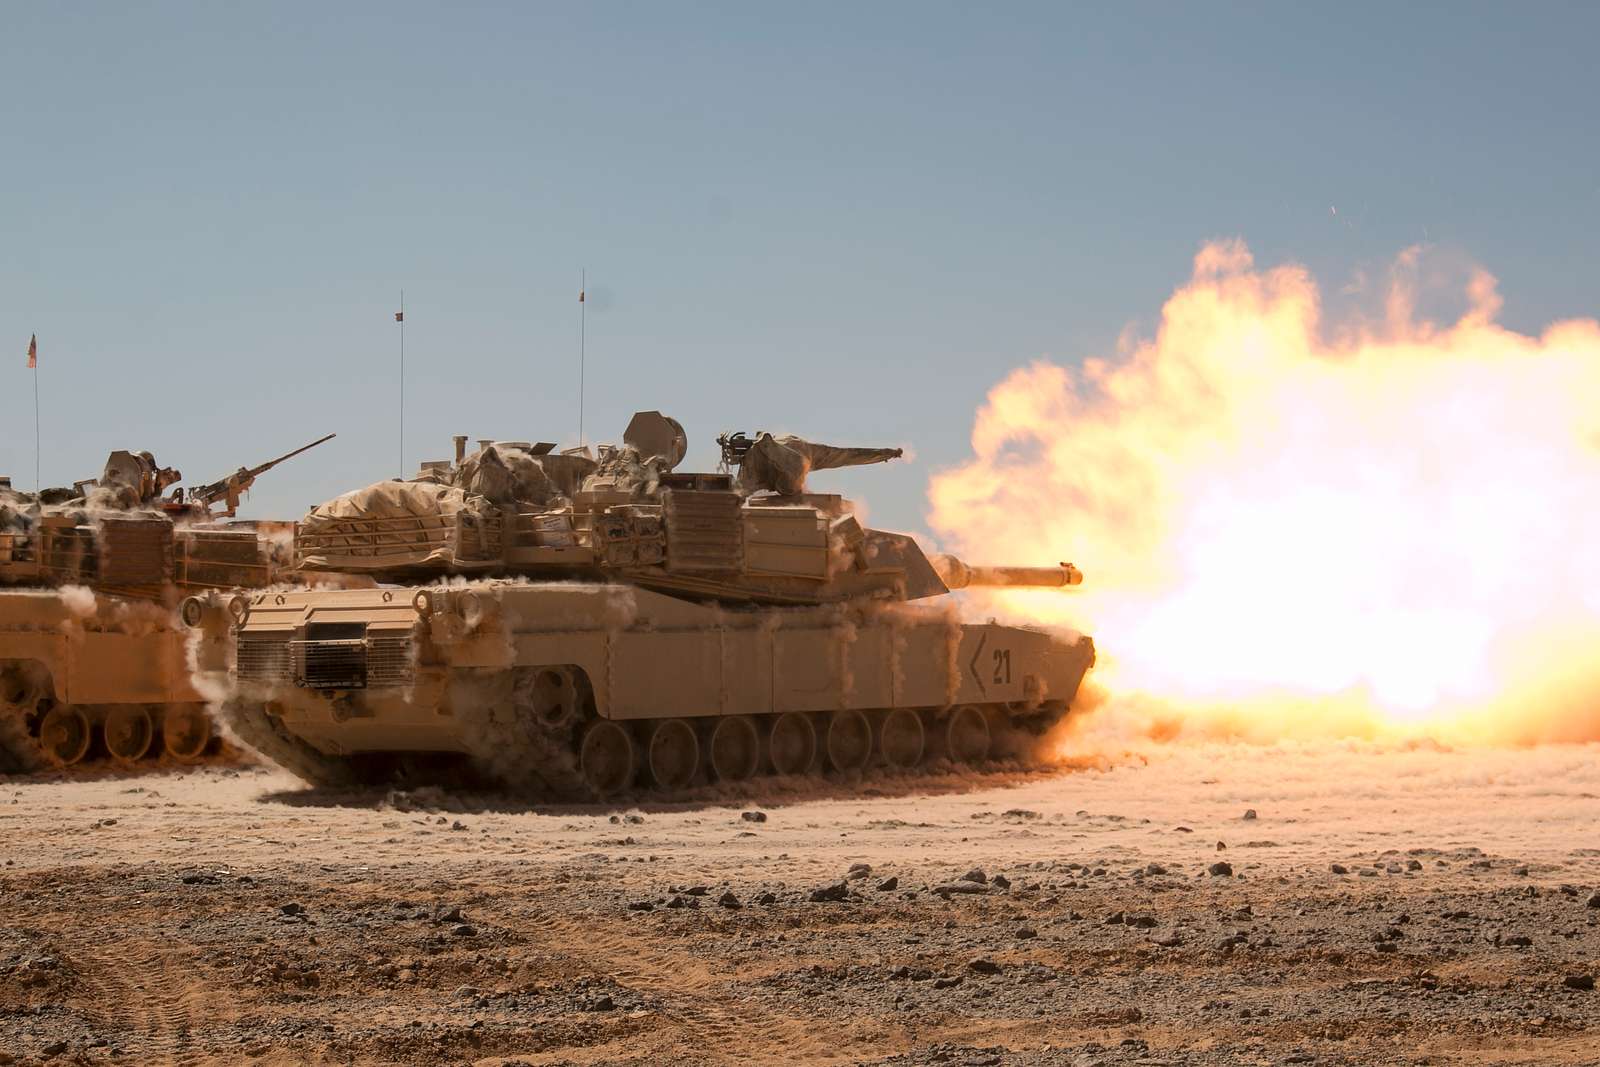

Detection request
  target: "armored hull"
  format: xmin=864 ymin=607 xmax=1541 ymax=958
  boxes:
xmin=204 ymin=581 xmax=1094 ymax=797
xmin=0 ymin=590 xmax=215 ymax=771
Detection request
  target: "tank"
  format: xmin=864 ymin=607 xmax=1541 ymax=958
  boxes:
xmin=192 ymin=414 xmax=1094 ymax=797
xmin=0 ymin=435 xmax=334 ymax=771
xmin=0 ymin=591 xmax=214 ymax=771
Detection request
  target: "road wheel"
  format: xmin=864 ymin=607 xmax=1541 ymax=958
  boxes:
xmin=162 ymin=705 xmax=212 ymax=762
xmin=943 ymin=704 xmax=991 ymax=764
xmin=104 ymin=706 xmax=155 ymax=764
xmin=39 ymin=706 xmax=91 ymax=767
xmin=579 ymin=720 xmax=636 ymax=797
xmin=767 ymin=712 xmax=816 ymax=776
xmin=517 ymin=667 xmax=580 ymax=729
xmin=708 ymin=716 xmax=760 ymax=782
xmin=647 ymin=718 xmax=700 ymax=790
xmin=825 ymin=709 xmax=872 ymax=773
xmin=878 ymin=707 xmax=925 ymax=768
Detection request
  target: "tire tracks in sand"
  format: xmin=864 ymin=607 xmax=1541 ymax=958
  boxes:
xmin=517 ymin=913 xmax=871 ymax=1066
xmin=64 ymin=931 xmax=233 ymax=1067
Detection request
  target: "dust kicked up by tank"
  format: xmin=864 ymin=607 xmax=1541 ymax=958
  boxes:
xmin=930 ymin=241 xmax=1600 ymax=748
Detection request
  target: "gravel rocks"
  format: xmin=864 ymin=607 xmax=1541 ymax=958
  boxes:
xmin=809 ymin=882 xmax=849 ymax=903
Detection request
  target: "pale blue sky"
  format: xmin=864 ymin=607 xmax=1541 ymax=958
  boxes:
xmin=3 ymin=2 xmax=1596 ymax=532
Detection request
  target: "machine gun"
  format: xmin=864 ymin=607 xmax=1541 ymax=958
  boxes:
xmin=171 ymin=433 xmax=336 ymax=518
xmin=716 ymin=431 xmax=756 ymax=471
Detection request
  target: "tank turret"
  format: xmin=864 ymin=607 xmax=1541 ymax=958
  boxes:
xmin=295 ymin=413 xmax=1011 ymax=607
xmin=1 ymin=435 xmax=332 ymax=598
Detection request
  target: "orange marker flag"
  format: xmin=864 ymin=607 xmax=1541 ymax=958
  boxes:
xmin=394 ymin=311 xmax=404 ymax=323
xmin=26 ymin=334 xmax=36 ymax=368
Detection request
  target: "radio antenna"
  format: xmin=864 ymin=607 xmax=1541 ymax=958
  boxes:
xmin=585 ymin=271 xmax=592 ymax=451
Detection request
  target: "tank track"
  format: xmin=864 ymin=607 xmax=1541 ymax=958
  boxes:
xmin=494 ymin=698 xmax=1074 ymax=801
xmin=220 ymin=687 xmax=1076 ymax=800
xmin=220 ymin=697 xmax=355 ymax=787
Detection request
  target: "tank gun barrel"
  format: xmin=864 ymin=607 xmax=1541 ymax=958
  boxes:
xmin=932 ymin=555 xmax=1083 ymax=590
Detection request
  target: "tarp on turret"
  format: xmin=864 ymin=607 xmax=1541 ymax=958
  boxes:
xmin=296 ymin=481 xmax=499 ymax=572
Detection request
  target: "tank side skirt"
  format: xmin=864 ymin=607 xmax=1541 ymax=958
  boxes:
xmin=0 ymin=634 xmax=70 ymax=701
xmin=588 ymin=619 xmax=1076 ymax=721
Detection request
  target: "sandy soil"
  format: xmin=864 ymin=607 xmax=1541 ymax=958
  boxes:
xmin=2 ymin=742 xmax=1598 ymax=1066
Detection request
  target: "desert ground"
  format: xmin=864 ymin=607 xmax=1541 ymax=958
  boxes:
xmin=2 ymin=742 xmax=1598 ymax=1066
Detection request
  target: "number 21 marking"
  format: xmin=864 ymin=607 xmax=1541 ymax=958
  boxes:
xmin=992 ymin=649 xmax=1011 ymax=685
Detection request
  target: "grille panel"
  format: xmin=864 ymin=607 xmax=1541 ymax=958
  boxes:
xmin=293 ymin=640 xmax=367 ymax=690
xmin=237 ymin=637 xmax=292 ymax=683
xmin=239 ymin=629 xmax=415 ymax=690
xmin=367 ymin=637 xmax=415 ymax=689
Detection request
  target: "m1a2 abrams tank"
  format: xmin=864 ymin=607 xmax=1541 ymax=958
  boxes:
xmin=0 ymin=436 xmax=333 ymax=772
xmin=193 ymin=414 xmax=1094 ymax=798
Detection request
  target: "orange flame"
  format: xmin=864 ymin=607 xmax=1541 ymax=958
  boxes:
xmin=929 ymin=241 xmax=1600 ymax=744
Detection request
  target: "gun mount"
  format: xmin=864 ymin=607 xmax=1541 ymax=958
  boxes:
xmin=173 ymin=433 xmax=336 ymax=518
